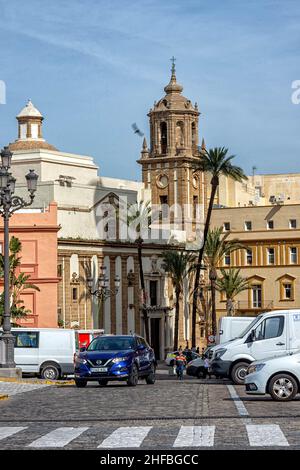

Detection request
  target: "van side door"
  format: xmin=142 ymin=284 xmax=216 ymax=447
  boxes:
xmin=13 ymin=331 xmax=40 ymax=373
xmin=247 ymin=315 xmax=287 ymax=360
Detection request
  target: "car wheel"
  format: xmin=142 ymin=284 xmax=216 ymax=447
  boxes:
xmin=197 ymin=368 xmax=205 ymax=379
xmin=127 ymin=364 xmax=139 ymax=387
xmin=145 ymin=364 xmax=156 ymax=385
xmin=98 ymin=379 xmax=108 ymax=386
xmin=40 ymin=364 xmax=60 ymax=381
xmin=231 ymin=362 xmax=249 ymax=385
xmin=75 ymin=379 xmax=87 ymax=388
xmin=269 ymin=374 xmax=298 ymax=401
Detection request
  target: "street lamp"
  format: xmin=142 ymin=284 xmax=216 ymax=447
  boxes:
xmin=0 ymin=146 xmax=38 ymax=374
xmin=87 ymin=266 xmax=120 ymax=329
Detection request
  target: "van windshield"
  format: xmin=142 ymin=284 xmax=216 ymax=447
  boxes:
xmin=237 ymin=315 xmax=263 ymax=339
xmin=87 ymin=336 xmax=135 ymax=351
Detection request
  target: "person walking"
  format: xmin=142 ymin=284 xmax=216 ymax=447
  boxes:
xmin=175 ymin=350 xmax=187 ymax=380
xmin=203 ymin=356 xmax=211 ymax=379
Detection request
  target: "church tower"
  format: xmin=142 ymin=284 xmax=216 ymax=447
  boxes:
xmin=138 ymin=61 xmax=206 ymax=235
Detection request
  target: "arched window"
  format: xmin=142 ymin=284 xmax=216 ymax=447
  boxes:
xmin=160 ymin=122 xmax=167 ymax=154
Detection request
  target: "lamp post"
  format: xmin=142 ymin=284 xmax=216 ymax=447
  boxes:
xmin=0 ymin=146 xmax=38 ymax=374
xmin=87 ymin=266 xmax=120 ymax=329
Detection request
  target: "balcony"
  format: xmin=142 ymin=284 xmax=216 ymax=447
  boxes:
xmin=236 ymin=300 xmax=274 ymax=312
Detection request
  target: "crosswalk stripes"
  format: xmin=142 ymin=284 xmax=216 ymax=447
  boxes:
xmin=28 ymin=427 xmax=89 ymax=448
xmin=0 ymin=427 xmax=27 ymax=441
xmin=173 ymin=426 xmax=215 ymax=447
xmin=246 ymin=424 xmax=289 ymax=447
xmin=0 ymin=424 xmax=295 ymax=448
xmin=98 ymin=426 xmax=152 ymax=448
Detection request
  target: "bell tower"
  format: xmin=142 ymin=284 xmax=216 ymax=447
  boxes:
xmin=138 ymin=60 xmax=207 ymax=234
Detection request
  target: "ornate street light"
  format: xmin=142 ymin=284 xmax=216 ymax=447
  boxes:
xmin=87 ymin=266 xmax=120 ymax=328
xmin=0 ymin=146 xmax=38 ymax=373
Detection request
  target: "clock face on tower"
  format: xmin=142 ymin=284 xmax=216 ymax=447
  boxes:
xmin=156 ymin=174 xmax=169 ymax=189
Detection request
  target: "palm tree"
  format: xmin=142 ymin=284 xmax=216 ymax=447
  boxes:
xmin=204 ymin=227 xmax=245 ymax=335
xmin=127 ymin=200 xmax=151 ymax=343
xmin=0 ymin=236 xmax=40 ymax=325
xmin=162 ymin=249 xmax=196 ymax=350
xmin=191 ymin=147 xmax=247 ymax=346
xmin=216 ymin=268 xmax=249 ymax=316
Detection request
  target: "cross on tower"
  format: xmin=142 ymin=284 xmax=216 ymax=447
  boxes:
xmin=170 ymin=56 xmax=176 ymax=73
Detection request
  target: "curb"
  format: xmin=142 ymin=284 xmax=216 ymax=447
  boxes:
xmin=0 ymin=377 xmax=75 ymax=386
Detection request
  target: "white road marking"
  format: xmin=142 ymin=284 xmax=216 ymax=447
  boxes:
xmin=173 ymin=426 xmax=215 ymax=447
xmin=227 ymin=384 xmax=249 ymax=416
xmin=246 ymin=424 xmax=289 ymax=447
xmin=0 ymin=427 xmax=27 ymax=440
xmin=98 ymin=426 xmax=152 ymax=448
xmin=28 ymin=427 xmax=88 ymax=448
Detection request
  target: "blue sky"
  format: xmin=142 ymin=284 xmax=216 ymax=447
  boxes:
xmin=0 ymin=0 xmax=300 ymax=180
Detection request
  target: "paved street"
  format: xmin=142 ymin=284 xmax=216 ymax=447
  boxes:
xmin=0 ymin=368 xmax=300 ymax=450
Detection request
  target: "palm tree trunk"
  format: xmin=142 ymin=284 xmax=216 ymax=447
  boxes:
xmin=137 ymin=237 xmax=150 ymax=343
xmin=210 ymin=273 xmax=217 ymax=336
xmin=191 ymin=177 xmax=219 ymax=347
xmin=174 ymin=288 xmax=180 ymax=351
xmin=226 ymin=298 xmax=235 ymax=317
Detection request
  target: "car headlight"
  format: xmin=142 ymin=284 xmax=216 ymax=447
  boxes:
xmin=112 ymin=357 xmax=129 ymax=363
xmin=247 ymin=363 xmax=265 ymax=374
xmin=214 ymin=349 xmax=227 ymax=360
xmin=75 ymin=357 xmax=87 ymax=364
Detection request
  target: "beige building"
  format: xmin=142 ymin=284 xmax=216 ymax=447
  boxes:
xmin=211 ymin=204 xmax=300 ymax=321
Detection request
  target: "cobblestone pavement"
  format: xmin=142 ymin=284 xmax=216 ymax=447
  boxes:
xmin=0 ymin=370 xmax=299 ymax=449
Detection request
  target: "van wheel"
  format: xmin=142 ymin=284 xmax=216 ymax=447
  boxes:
xmin=75 ymin=379 xmax=87 ymax=388
xmin=127 ymin=364 xmax=139 ymax=386
xmin=231 ymin=362 xmax=249 ymax=385
xmin=40 ymin=363 xmax=60 ymax=381
xmin=269 ymin=374 xmax=298 ymax=401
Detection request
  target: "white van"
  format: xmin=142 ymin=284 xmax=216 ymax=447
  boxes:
xmin=0 ymin=328 xmax=103 ymax=380
xmin=210 ymin=310 xmax=300 ymax=384
xmin=216 ymin=316 xmax=254 ymax=344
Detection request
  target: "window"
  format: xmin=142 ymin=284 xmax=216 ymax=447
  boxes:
xmin=267 ymin=220 xmax=274 ymax=229
xmin=159 ymin=195 xmax=168 ymax=220
xmin=246 ymin=249 xmax=253 ymax=265
xmin=57 ymin=264 xmax=62 ymax=277
xmin=160 ymin=122 xmax=168 ymax=154
xmin=13 ymin=332 xmax=39 ymax=348
xmin=193 ymin=195 xmax=198 ymax=219
xmin=253 ymin=316 xmax=284 ymax=341
xmin=283 ymin=283 xmax=292 ymax=300
xmin=290 ymin=247 xmax=297 ymax=264
xmin=224 ymin=253 xmax=231 ymax=266
xmin=289 ymin=219 xmax=297 ymax=229
xmin=224 ymin=222 xmax=230 ymax=231
xmin=149 ymin=280 xmax=158 ymax=306
xmin=267 ymin=248 xmax=275 ymax=265
xmin=245 ymin=221 xmax=252 ymax=231
xmin=72 ymin=287 xmax=78 ymax=301
xmin=252 ymin=284 xmax=262 ymax=308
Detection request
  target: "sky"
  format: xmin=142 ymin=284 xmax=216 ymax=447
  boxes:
xmin=0 ymin=0 xmax=300 ymax=180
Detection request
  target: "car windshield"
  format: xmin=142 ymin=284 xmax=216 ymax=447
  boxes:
xmin=87 ymin=336 xmax=135 ymax=351
xmin=237 ymin=315 xmax=263 ymax=339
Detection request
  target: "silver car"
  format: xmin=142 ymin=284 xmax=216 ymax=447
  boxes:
xmin=245 ymin=351 xmax=300 ymax=401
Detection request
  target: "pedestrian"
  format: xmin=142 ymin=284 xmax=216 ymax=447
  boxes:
xmin=179 ymin=345 xmax=182 ymax=352
xmin=175 ymin=350 xmax=186 ymax=380
xmin=196 ymin=347 xmax=200 ymax=354
xmin=203 ymin=356 xmax=211 ymax=379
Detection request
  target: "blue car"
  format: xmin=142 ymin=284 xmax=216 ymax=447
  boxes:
xmin=74 ymin=334 xmax=156 ymax=387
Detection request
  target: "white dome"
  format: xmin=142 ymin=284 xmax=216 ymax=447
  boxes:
xmin=17 ymin=99 xmax=42 ymax=118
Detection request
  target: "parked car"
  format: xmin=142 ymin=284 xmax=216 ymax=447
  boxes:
xmin=74 ymin=334 xmax=156 ymax=387
xmin=210 ymin=310 xmax=300 ymax=384
xmin=186 ymin=357 xmax=206 ymax=378
xmin=245 ymin=351 xmax=300 ymax=401
xmin=165 ymin=350 xmax=200 ymax=366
